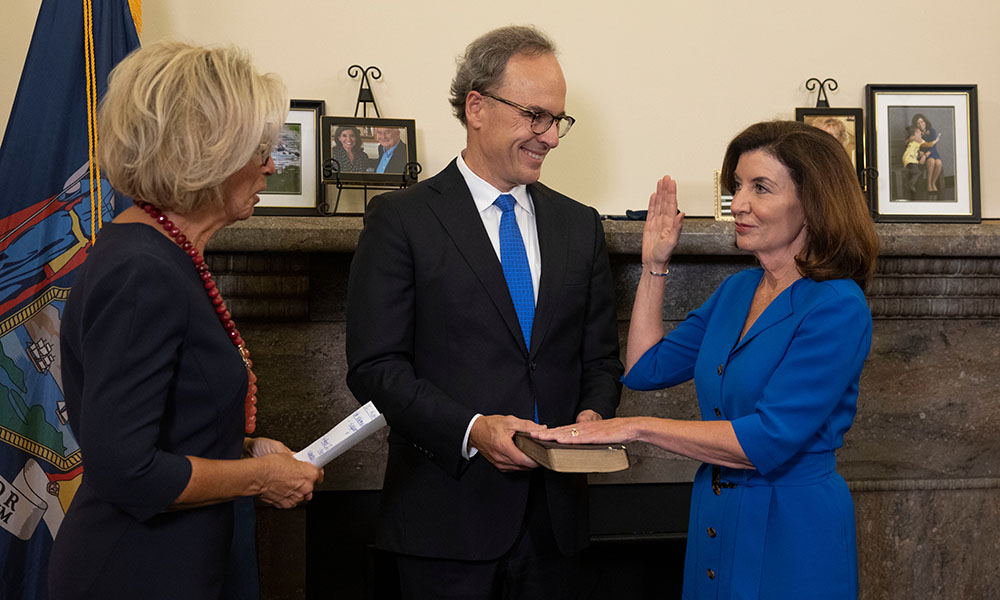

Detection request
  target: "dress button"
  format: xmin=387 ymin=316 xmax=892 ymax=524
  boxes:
xmin=714 ymin=407 xmax=721 ymax=417
xmin=707 ymin=527 xmax=717 ymax=538
xmin=707 ymin=568 xmax=716 ymax=580
xmin=717 ymin=364 xmax=723 ymax=375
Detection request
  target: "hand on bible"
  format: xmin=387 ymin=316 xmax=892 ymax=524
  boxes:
xmin=469 ymin=414 xmax=546 ymax=472
xmin=533 ymin=417 xmax=637 ymax=446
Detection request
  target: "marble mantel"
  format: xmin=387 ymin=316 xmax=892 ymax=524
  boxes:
xmin=211 ymin=215 xmax=1000 ymax=256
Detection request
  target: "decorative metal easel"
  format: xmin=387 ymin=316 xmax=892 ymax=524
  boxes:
xmin=319 ymin=65 xmax=421 ymax=216
xmin=804 ymin=77 xmax=837 ymax=107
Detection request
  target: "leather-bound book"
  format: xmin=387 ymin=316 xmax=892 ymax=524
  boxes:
xmin=513 ymin=432 xmax=630 ymax=473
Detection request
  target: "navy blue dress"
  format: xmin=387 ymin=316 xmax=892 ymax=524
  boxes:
xmin=49 ymin=223 xmax=248 ymax=600
xmin=922 ymin=127 xmax=942 ymax=160
xmin=624 ymin=269 xmax=871 ymax=599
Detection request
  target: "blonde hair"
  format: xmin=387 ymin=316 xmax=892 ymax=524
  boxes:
xmin=98 ymin=41 xmax=287 ymax=214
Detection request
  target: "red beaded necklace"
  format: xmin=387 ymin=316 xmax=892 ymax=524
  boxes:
xmin=135 ymin=200 xmax=258 ymax=433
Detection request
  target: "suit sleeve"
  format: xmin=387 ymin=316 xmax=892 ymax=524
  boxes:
xmin=345 ymin=194 xmax=476 ymax=476
xmin=72 ymin=255 xmax=192 ymax=521
xmin=575 ymin=208 xmax=624 ymax=418
xmin=731 ymin=291 xmax=872 ymax=475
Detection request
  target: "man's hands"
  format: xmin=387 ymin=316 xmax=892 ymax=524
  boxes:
xmin=469 ymin=415 xmax=545 ymax=472
xmin=469 ymin=411 xmax=606 ymax=472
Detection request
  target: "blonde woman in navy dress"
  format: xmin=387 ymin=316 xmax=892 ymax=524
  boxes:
xmin=536 ymin=121 xmax=879 ymax=598
xmin=49 ymin=42 xmax=323 ymax=600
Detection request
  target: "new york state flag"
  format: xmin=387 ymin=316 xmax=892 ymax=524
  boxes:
xmin=0 ymin=2 xmax=139 ymax=597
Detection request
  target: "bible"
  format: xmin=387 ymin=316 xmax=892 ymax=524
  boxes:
xmin=513 ymin=432 xmax=630 ymax=473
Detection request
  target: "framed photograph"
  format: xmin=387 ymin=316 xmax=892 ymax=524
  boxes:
xmin=865 ymin=84 xmax=980 ymax=223
xmin=795 ymin=107 xmax=864 ymax=183
xmin=256 ymin=99 xmax=325 ymax=216
xmin=713 ymin=170 xmax=734 ymax=221
xmin=320 ymin=117 xmax=417 ymax=184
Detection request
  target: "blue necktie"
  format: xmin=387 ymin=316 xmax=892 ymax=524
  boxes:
xmin=494 ymin=194 xmax=534 ymax=348
xmin=495 ymin=194 xmax=537 ymax=422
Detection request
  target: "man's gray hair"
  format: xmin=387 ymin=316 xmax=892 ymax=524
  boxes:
xmin=448 ymin=25 xmax=557 ymax=126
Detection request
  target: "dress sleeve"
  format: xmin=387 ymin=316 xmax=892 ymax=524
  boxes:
xmin=72 ymin=253 xmax=193 ymax=521
xmin=731 ymin=290 xmax=872 ymax=475
xmin=621 ymin=281 xmax=721 ymax=391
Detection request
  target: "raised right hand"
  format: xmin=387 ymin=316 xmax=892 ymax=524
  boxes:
xmin=258 ymin=452 xmax=324 ymax=509
xmin=642 ymin=176 xmax=685 ymax=271
xmin=469 ymin=414 xmax=546 ymax=472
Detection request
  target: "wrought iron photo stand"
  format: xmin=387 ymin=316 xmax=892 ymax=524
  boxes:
xmin=320 ymin=65 xmax=421 ymax=216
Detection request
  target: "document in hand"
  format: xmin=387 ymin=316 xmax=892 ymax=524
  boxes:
xmin=294 ymin=401 xmax=387 ymax=467
xmin=513 ymin=432 xmax=630 ymax=473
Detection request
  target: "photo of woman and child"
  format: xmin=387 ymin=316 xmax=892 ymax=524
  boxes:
xmin=891 ymin=109 xmax=951 ymax=202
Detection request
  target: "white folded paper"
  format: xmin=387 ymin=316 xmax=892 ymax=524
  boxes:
xmin=294 ymin=401 xmax=387 ymax=467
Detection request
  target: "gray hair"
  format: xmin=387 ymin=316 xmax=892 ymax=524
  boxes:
xmin=98 ymin=41 xmax=287 ymax=214
xmin=448 ymin=25 xmax=557 ymax=126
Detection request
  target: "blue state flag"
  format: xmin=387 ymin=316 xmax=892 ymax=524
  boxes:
xmin=0 ymin=2 xmax=139 ymax=597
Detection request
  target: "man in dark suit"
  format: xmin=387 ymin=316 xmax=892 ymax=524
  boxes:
xmin=374 ymin=126 xmax=408 ymax=173
xmin=346 ymin=25 xmax=622 ymax=599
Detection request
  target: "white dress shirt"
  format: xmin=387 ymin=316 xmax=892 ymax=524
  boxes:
xmin=455 ymin=152 xmax=541 ymax=459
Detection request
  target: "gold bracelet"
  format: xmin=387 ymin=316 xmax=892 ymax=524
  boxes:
xmin=643 ymin=264 xmax=669 ymax=277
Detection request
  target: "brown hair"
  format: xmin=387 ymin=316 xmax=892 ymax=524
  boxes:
xmin=721 ymin=121 xmax=879 ymax=291
xmin=448 ymin=25 xmax=556 ymax=126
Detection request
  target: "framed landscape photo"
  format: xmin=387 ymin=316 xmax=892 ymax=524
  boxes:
xmin=320 ymin=117 xmax=417 ymax=184
xmin=795 ymin=107 xmax=864 ymax=183
xmin=865 ymin=84 xmax=980 ymax=223
xmin=256 ymin=99 xmax=325 ymax=216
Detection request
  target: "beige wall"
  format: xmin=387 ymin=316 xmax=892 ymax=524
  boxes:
xmin=3 ymin=0 xmax=996 ymax=216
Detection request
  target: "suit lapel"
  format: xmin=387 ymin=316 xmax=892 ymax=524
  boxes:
xmin=425 ymin=162 xmax=527 ymax=349
xmin=528 ymin=183 xmax=566 ymax=355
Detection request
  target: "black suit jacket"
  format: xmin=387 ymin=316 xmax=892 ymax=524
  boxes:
xmin=376 ymin=140 xmax=408 ymax=173
xmin=346 ymin=160 xmax=622 ymax=560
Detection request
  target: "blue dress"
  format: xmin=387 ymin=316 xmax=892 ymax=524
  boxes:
xmin=922 ymin=127 xmax=942 ymax=160
xmin=623 ymin=269 xmax=871 ymax=599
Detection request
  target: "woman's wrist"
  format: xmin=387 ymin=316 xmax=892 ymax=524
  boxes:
xmin=642 ymin=262 xmax=670 ymax=277
xmin=627 ymin=416 xmax=650 ymax=444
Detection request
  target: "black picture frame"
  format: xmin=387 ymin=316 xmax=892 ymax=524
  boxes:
xmin=255 ymin=99 xmax=325 ymax=216
xmin=320 ymin=116 xmax=417 ymax=184
xmin=795 ymin=107 xmax=864 ymax=185
xmin=864 ymin=84 xmax=980 ymax=223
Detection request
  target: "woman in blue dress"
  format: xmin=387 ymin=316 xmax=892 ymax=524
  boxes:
xmin=912 ymin=114 xmax=943 ymax=195
xmin=535 ymin=121 xmax=879 ymax=599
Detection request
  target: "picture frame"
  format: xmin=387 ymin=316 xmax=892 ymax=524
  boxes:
xmin=865 ymin=84 xmax=980 ymax=223
xmin=795 ymin=107 xmax=864 ymax=184
xmin=713 ymin=170 xmax=734 ymax=221
xmin=320 ymin=117 xmax=417 ymax=184
xmin=256 ymin=99 xmax=325 ymax=216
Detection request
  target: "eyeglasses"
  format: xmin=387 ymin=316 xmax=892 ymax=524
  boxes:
xmin=479 ymin=92 xmax=575 ymax=138
xmin=258 ymin=142 xmax=272 ymax=167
